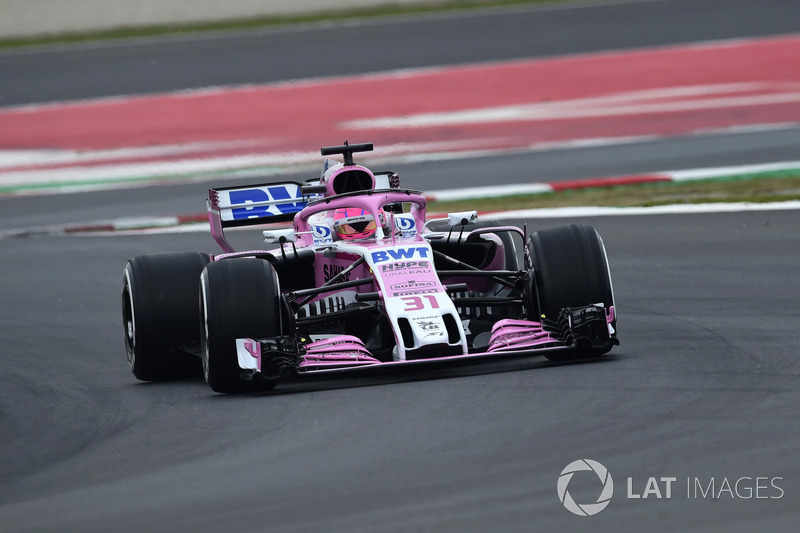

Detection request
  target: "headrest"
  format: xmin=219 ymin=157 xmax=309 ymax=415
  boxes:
xmin=322 ymin=164 xmax=375 ymax=196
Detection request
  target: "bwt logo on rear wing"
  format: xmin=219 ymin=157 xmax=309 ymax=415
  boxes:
xmin=209 ymin=183 xmax=316 ymax=226
xmin=207 ymin=182 xmax=321 ymax=253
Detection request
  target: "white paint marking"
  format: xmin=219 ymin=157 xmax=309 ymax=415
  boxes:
xmin=667 ymin=160 xmax=800 ymax=181
xmin=426 ymin=183 xmax=553 ymax=201
xmin=486 ymin=201 xmax=800 ymax=220
xmin=342 ymin=83 xmax=800 ymax=129
xmin=0 ymin=139 xmax=280 ymax=169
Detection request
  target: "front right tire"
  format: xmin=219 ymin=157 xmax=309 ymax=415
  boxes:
xmin=527 ymin=224 xmax=617 ymax=359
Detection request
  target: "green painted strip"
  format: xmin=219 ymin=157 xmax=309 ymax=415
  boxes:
xmin=0 ymin=0 xmax=582 ymax=50
xmin=0 ymin=165 xmax=288 ymax=195
xmin=675 ymin=168 xmax=800 ymax=184
xmin=427 ymin=172 xmax=800 ymax=211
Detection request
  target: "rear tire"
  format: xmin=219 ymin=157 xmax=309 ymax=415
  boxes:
xmin=527 ymin=224 xmax=616 ymax=359
xmin=122 ymin=252 xmax=210 ymax=381
xmin=200 ymin=258 xmax=284 ymax=394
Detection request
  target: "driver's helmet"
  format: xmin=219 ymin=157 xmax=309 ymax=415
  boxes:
xmin=334 ymin=207 xmax=379 ymax=240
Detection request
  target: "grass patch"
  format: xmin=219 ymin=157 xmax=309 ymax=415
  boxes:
xmin=427 ymin=172 xmax=800 ymax=212
xmin=0 ymin=0 xmax=582 ymax=50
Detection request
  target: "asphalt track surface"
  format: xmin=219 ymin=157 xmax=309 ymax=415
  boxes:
xmin=2 ymin=1 xmax=800 ymax=531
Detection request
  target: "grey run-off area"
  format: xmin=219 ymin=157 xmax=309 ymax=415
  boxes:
xmin=0 ymin=0 xmax=494 ymax=38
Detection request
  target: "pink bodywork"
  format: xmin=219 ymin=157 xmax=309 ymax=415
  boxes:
xmin=302 ymin=336 xmax=381 ymax=367
xmin=487 ymin=305 xmax=616 ymax=353
xmin=487 ymin=319 xmax=560 ymax=352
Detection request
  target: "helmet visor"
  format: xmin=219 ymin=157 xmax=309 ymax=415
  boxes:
xmin=336 ymin=217 xmax=377 ymax=238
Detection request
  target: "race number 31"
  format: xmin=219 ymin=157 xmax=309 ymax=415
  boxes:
xmin=401 ymin=295 xmax=439 ymax=311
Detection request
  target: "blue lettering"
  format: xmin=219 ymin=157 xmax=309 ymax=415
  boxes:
xmin=267 ymin=186 xmax=304 ymax=214
xmin=371 ymin=247 xmax=429 ymax=263
xmin=388 ymin=248 xmax=415 ymax=260
xmin=371 ymin=251 xmax=390 ymax=263
xmin=229 ymin=186 xmax=305 ymax=220
xmin=230 ymin=189 xmax=271 ymax=220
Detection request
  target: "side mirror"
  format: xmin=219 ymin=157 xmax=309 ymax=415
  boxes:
xmin=447 ymin=211 xmax=478 ymax=227
xmin=263 ymin=228 xmax=296 ymax=244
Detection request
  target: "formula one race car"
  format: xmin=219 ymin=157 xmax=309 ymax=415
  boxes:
xmin=122 ymin=142 xmax=618 ymax=393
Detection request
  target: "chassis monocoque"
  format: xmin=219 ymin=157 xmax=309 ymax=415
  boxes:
xmin=122 ymin=142 xmax=618 ymax=393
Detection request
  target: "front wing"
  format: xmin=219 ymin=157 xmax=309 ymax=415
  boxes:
xmin=234 ymin=305 xmax=617 ymax=383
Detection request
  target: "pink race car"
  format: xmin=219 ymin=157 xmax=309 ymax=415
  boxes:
xmin=122 ymin=142 xmax=618 ymax=393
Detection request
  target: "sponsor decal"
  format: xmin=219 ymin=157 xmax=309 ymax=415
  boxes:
xmin=394 ymin=214 xmax=417 ymax=237
xmin=380 ymin=260 xmax=431 ymax=277
xmin=227 ymin=185 xmax=304 ymax=220
xmin=312 ymin=224 xmax=333 ymax=244
xmin=390 ymin=280 xmax=436 ymax=291
xmin=381 ymin=261 xmax=429 ymax=271
xmin=393 ymin=288 xmax=438 ymax=296
xmin=371 ymin=246 xmax=430 ymax=263
xmin=390 ymin=279 xmax=438 ymax=296
xmin=323 ymin=263 xmax=351 ymax=282
xmin=416 ymin=320 xmax=439 ymax=331
xmin=415 ymin=317 xmax=443 ymax=338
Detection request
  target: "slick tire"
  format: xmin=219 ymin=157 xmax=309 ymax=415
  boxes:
xmin=122 ymin=252 xmax=211 ymax=381
xmin=527 ymin=224 xmax=616 ymax=358
xmin=200 ymin=258 xmax=283 ymax=394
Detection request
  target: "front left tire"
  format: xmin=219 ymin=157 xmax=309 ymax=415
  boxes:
xmin=200 ymin=257 xmax=284 ymax=394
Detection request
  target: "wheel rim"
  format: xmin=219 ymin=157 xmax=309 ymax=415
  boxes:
xmin=122 ymin=270 xmax=136 ymax=369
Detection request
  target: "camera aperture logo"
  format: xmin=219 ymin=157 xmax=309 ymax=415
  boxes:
xmin=557 ymin=459 xmax=614 ymax=516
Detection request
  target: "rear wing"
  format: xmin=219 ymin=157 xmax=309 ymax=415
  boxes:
xmin=207 ymin=182 xmax=319 ymax=253
xmin=207 ymin=172 xmax=400 ymax=253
